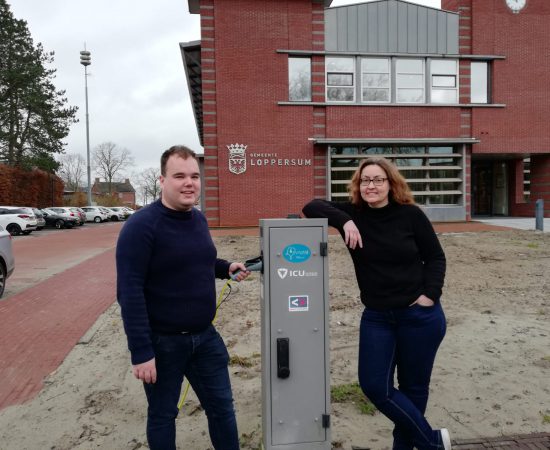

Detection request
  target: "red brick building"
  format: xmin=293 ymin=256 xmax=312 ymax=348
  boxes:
xmin=181 ymin=0 xmax=550 ymax=226
xmin=91 ymin=178 xmax=136 ymax=207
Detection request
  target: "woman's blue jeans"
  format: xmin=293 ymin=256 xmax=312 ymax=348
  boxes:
xmin=143 ymin=325 xmax=239 ymax=450
xmin=358 ymin=302 xmax=446 ymax=450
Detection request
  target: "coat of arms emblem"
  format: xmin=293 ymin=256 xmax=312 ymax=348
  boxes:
xmin=227 ymin=143 xmax=247 ymax=175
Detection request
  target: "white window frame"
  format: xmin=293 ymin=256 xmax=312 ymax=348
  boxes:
xmin=471 ymin=61 xmax=489 ymax=104
xmin=361 ymin=57 xmax=391 ymax=103
xmin=395 ymin=58 xmax=425 ymax=104
xmin=326 ymin=57 xmax=356 ymax=103
xmin=288 ymin=57 xmax=312 ymax=102
xmin=429 ymin=59 xmax=458 ymax=104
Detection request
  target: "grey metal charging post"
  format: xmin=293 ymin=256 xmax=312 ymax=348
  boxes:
xmin=259 ymin=218 xmax=331 ymax=450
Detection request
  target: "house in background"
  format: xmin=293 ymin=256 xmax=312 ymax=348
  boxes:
xmin=181 ymin=0 xmax=550 ymax=226
xmin=91 ymin=178 xmax=136 ymax=207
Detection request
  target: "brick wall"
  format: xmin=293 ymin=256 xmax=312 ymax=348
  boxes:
xmin=205 ymin=0 xmax=321 ymax=226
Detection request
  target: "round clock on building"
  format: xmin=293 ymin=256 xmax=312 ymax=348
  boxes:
xmin=505 ymin=0 xmax=526 ymax=13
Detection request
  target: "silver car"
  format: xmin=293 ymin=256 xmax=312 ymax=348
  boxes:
xmin=0 ymin=224 xmax=15 ymax=298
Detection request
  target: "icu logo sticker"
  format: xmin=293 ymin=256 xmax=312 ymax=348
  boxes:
xmin=277 ymin=268 xmax=288 ymax=279
xmin=282 ymin=244 xmax=311 ymax=263
xmin=289 ymin=295 xmax=309 ymax=312
xmin=277 ymin=268 xmax=318 ymax=279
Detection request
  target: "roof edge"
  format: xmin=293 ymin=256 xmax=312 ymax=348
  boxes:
xmin=188 ymin=0 xmax=333 ymax=14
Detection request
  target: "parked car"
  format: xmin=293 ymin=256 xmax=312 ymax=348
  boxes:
xmin=106 ymin=207 xmax=129 ymax=221
xmin=32 ymin=208 xmax=46 ymax=230
xmin=0 ymin=206 xmax=38 ymax=236
xmin=122 ymin=207 xmax=135 ymax=215
xmin=69 ymin=207 xmax=86 ymax=226
xmin=0 ymin=224 xmax=15 ymax=298
xmin=81 ymin=206 xmax=109 ymax=223
xmin=41 ymin=209 xmax=79 ymax=229
xmin=99 ymin=207 xmax=113 ymax=220
xmin=46 ymin=207 xmax=82 ymax=225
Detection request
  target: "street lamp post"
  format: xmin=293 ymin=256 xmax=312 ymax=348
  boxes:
xmin=80 ymin=47 xmax=92 ymax=205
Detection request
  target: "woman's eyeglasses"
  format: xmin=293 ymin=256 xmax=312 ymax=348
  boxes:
xmin=360 ymin=177 xmax=388 ymax=187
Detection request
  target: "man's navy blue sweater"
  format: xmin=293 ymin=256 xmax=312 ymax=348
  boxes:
xmin=116 ymin=200 xmax=231 ymax=365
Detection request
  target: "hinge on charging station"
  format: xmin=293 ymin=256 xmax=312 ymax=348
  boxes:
xmin=320 ymin=241 xmax=328 ymax=257
xmin=322 ymin=414 xmax=330 ymax=428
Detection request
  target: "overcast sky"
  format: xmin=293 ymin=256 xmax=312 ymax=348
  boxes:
xmin=8 ymin=0 xmax=439 ymax=178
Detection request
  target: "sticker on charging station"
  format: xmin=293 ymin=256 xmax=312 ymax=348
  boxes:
xmin=282 ymin=244 xmax=311 ymax=263
xmin=289 ymin=295 xmax=309 ymax=312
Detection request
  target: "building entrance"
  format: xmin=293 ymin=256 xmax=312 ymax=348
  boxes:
xmin=472 ymin=161 xmax=509 ymax=216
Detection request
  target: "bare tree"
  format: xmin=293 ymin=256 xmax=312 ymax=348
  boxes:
xmin=92 ymin=142 xmax=134 ymax=193
xmin=137 ymin=167 xmax=161 ymax=205
xmin=58 ymin=153 xmax=86 ymax=191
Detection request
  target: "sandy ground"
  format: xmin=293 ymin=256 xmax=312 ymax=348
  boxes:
xmin=0 ymin=229 xmax=549 ymax=450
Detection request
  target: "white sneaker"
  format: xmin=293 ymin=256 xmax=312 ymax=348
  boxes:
xmin=440 ymin=428 xmax=452 ymax=450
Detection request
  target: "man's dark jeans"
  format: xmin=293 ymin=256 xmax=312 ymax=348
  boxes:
xmin=143 ymin=325 xmax=239 ymax=450
xmin=358 ymin=302 xmax=447 ymax=450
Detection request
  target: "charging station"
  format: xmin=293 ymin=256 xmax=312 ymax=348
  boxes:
xmin=259 ymin=218 xmax=330 ymax=450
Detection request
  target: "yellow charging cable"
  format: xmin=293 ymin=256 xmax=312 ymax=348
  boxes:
xmin=177 ymin=278 xmax=233 ymax=411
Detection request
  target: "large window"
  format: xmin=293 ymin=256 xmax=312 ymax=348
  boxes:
xmin=323 ymin=56 xmax=466 ymax=105
xmin=396 ymin=59 xmax=424 ymax=103
xmin=326 ymin=57 xmax=355 ymax=102
xmin=471 ymin=61 xmax=489 ymax=103
xmin=361 ymin=58 xmax=390 ymax=103
xmin=288 ymin=57 xmax=311 ymax=101
xmin=430 ymin=59 xmax=458 ymax=103
xmin=329 ymin=145 xmax=463 ymax=205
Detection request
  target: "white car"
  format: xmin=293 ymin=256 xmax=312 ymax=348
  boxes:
xmin=81 ymin=206 xmax=109 ymax=223
xmin=0 ymin=224 xmax=15 ymax=298
xmin=0 ymin=206 xmax=38 ymax=236
xmin=106 ymin=207 xmax=129 ymax=221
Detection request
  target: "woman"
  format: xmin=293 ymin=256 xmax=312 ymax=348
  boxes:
xmin=303 ymin=157 xmax=450 ymax=450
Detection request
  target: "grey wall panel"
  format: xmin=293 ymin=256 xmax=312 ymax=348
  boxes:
xmin=388 ymin=1 xmax=398 ymax=53
xmin=359 ymin=6 xmax=370 ymax=52
xmin=407 ymin=5 xmax=418 ymax=53
xmin=337 ymin=7 xmax=347 ymax=51
xmin=367 ymin=4 xmax=378 ymax=52
xmin=347 ymin=6 xmax=358 ymax=52
xmin=325 ymin=9 xmax=337 ymax=51
xmin=324 ymin=0 xmax=458 ymax=55
xmin=417 ymin=7 xmax=428 ymax=53
xmin=427 ymin=9 xmax=438 ymax=53
xmin=447 ymin=14 xmax=459 ymax=54
xmin=437 ymin=12 xmax=447 ymax=54
xmin=397 ymin=2 xmax=408 ymax=53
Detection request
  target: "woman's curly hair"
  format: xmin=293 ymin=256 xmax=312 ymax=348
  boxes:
xmin=348 ymin=157 xmax=415 ymax=207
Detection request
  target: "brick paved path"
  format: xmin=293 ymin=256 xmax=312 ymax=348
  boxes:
xmin=0 ymin=223 xmax=122 ymax=409
xmin=453 ymin=432 xmax=550 ymax=449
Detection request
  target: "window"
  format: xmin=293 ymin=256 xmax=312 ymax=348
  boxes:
xmin=430 ymin=59 xmax=458 ymax=103
xmin=329 ymin=145 xmax=463 ymax=206
xmin=471 ymin=61 xmax=489 ymax=103
xmin=288 ymin=57 xmax=311 ymax=102
xmin=326 ymin=57 xmax=355 ymax=102
xmin=396 ymin=59 xmax=424 ymax=103
xmin=361 ymin=58 xmax=390 ymax=102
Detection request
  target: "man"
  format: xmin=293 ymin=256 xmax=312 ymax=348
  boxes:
xmin=116 ymin=145 xmax=249 ymax=450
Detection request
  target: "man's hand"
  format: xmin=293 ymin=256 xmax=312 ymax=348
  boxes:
xmin=229 ymin=262 xmax=250 ymax=282
xmin=132 ymin=358 xmax=157 ymax=384
xmin=343 ymin=220 xmax=363 ymax=249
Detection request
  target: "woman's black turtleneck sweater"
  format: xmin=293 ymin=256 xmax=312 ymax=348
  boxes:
xmin=302 ymin=199 xmax=446 ymax=310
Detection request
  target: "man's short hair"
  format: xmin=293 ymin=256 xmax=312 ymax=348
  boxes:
xmin=160 ymin=145 xmax=197 ymax=176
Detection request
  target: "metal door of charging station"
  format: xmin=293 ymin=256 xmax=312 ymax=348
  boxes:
xmin=260 ymin=219 xmax=330 ymax=449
